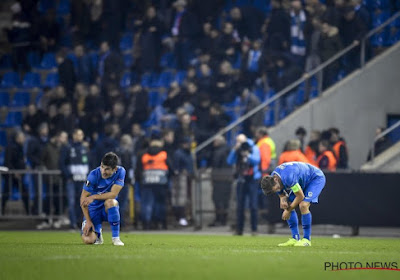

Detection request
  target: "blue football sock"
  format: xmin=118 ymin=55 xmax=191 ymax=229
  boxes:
xmin=287 ymin=211 xmax=300 ymax=240
xmin=108 ymin=206 xmax=120 ymax=238
xmin=302 ymin=212 xmax=312 ymax=241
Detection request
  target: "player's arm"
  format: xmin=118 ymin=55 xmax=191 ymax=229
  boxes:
xmin=278 ymin=193 xmax=289 ymax=209
xmin=80 ymin=189 xmax=94 ymax=235
xmin=286 ymin=183 xmax=305 ymax=211
xmin=81 ymin=184 xmax=123 ymax=206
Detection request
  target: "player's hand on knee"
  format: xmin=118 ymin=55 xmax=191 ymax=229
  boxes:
xmin=280 ymin=199 xmax=289 ymax=209
xmin=83 ymin=221 xmax=94 ymax=236
xmin=281 ymin=209 xmax=291 ymax=220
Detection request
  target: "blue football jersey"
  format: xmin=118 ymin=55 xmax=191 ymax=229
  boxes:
xmin=83 ymin=166 xmax=126 ymax=210
xmin=271 ymin=162 xmax=324 ymax=195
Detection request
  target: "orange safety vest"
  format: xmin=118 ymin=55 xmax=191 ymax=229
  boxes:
xmin=332 ymin=140 xmax=346 ymax=160
xmin=317 ymin=150 xmax=337 ymax=171
xmin=304 ymin=145 xmax=317 ymax=166
xmin=257 ymin=137 xmax=272 ymax=175
xmin=141 ymin=151 xmax=169 ymax=185
xmin=278 ymin=150 xmax=310 ymax=165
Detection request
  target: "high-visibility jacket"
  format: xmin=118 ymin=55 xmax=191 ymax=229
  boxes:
xmin=257 ymin=137 xmax=271 ymax=175
xmin=278 ymin=150 xmax=310 ymax=165
xmin=141 ymin=151 xmax=169 ymax=185
xmin=304 ymin=145 xmax=317 ymax=166
xmin=317 ymin=150 xmax=337 ymax=172
xmin=332 ymin=140 xmax=348 ymax=168
xmin=257 ymin=136 xmax=276 ymax=159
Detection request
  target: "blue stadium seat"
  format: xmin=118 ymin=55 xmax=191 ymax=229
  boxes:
xmin=56 ymin=0 xmax=70 ymax=16
xmin=1 ymin=72 xmax=20 ymax=88
xmin=149 ymin=73 xmax=161 ymax=88
xmin=264 ymin=108 xmax=275 ymax=127
xmin=120 ymin=72 xmax=135 ymax=89
xmin=0 ymin=130 xmax=7 ymax=147
xmin=89 ymin=52 xmax=99 ymax=69
xmin=0 ymin=150 xmax=4 ymax=166
xmin=37 ymin=53 xmax=57 ymax=70
xmin=38 ymin=0 xmax=56 ymax=13
xmin=370 ymin=29 xmax=390 ymax=47
xmin=27 ymin=51 xmax=41 ymax=68
xmin=119 ymin=34 xmax=134 ymax=53
xmin=286 ymin=92 xmax=297 ymax=113
xmin=21 ymin=72 xmax=41 ymax=88
xmin=123 ymin=53 xmax=134 ymax=68
xmin=10 ymin=91 xmax=30 ymax=108
xmin=296 ymin=88 xmax=305 ymax=106
xmin=0 ymin=54 xmax=12 ymax=70
xmin=174 ymin=70 xmax=187 ymax=85
xmin=2 ymin=111 xmax=23 ymax=127
xmin=148 ymin=90 xmax=161 ymax=108
xmin=389 ymin=29 xmax=400 ymax=44
xmin=253 ymin=0 xmax=271 ymax=14
xmin=44 ymin=72 xmax=59 ymax=88
xmin=141 ymin=72 xmax=154 ymax=88
xmin=372 ymin=11 xmax=391 ymax=28
xmin=156 ymin=71 xmax=174 ymax=88
xmin=310 ymin=88 xmax=319 ymax=99
xmin=365 ymin=0 xmax=390 ymax=10
xmin=160 ymin=52 xmax=176 ymax=69
xmin=254 ymin=87 xmax=265 ymax=101
xmin=0 ymin=92 xmax=10 ymax=107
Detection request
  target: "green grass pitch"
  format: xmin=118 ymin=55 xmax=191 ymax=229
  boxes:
xmin=0 ymin=231 xmax=399 ymax=280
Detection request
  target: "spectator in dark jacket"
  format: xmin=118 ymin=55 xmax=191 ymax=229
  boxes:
xmin=98 ymin=41 xmax=124 ymax=89
xmin=170 ymin=0 xmax=200 ymax=69
xmin=319 ymin=23 xmax=343 ymax=89
xmin=230 ymin=6 xmax=265 ymax=40
xmin=367 ymin=127 xmax=393 ymax=161
xmin=339 ymin=6 xmax=368 ymax=73
xmin=265 ymin=0 xmax=291 ymax=52
xmin=209 ymin=135 xmax=232 ymax=227
xmin=37 ymin=9 xmax=60 ymax=53
xmin=56 ymin=50 xmax=77 ymax=98
xmin=139 ymin=6 xmax=164 ymax=72
xmin=127 ymin=84 xmax=150 ymax=124
xmin=2 ymin=131 xmax=29 ymax=214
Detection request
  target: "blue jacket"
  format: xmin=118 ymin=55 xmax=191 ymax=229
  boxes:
xmin=227 ymin=139 xmax=261 ymax=180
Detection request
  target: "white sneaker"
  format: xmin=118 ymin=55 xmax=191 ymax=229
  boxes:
xmin=60 ymin=217 xmax=70 ymax=226
xmin=179 ymin=218 xmax=188 ymax=226
xmin=112 ymin=237 xmax=124 ymax=246
xmin=53 ymin=220 xmax=62 ymax=229
xmin=94 ymin=229 xmax=103 ymax=245
xmin=36 ymin=221 xmax=51 ymax=230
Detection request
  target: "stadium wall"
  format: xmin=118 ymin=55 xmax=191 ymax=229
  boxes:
xmin=269 ymin=42 xmax=400 ymax=170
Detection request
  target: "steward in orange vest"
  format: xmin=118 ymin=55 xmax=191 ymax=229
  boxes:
xmin=279 ymin=139 xmax=310 ymax=165
xmin=305 ymin=130 xmax=321 ymax=166
xmin=135 ymin=139 xmax=174 ymax=229
xmin=317 ymin=140 xmax=337 ymax=171
xmin=329 ymin=128 xmax=348 ymax=169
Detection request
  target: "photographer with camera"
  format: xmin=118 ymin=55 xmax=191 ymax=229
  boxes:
xmin=227 ymin=134 xmax=261 ymax=235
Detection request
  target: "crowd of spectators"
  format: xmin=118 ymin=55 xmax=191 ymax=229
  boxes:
xmin=0 ymin=0 xmax=399 ymax=230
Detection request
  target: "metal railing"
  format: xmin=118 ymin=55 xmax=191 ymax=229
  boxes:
xmin=195 ymin=11 xmax=400 ymax=155
xmin=0 ymin=169 xmax=63 ymax=219
xmin=370 ymin=120 xmax=400 ymax=163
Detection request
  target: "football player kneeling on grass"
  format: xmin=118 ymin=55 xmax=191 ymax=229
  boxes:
xmin=260 ymin=162 xmax=326 ymax=246
xmin=80 ymin=152 xmax=125 ymax=246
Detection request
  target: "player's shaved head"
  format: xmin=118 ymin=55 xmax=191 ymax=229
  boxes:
xmin=81 ymin=231 xmax=97 ymax=244
xmin=236 ymin=134 xmax=247 ymax=144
